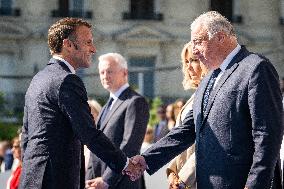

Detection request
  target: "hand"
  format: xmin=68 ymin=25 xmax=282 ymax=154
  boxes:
xmin=168 ymin=172 xmax=179 ymax=189
xmin=85 ymin=177 xmax=109 ymax=189
xmin=123 ymin=155 xmax=147 ymax=181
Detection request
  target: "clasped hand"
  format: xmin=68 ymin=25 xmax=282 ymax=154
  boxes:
xmin=123 ymin=155 xmax=147 ymax=181
xmin=85 ymin=177 xmax=109 ymax=189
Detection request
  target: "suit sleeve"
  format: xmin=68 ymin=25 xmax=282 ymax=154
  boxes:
xmin=142 ymin=110 xmax=196 ymax=175
xmin=58 ymin=74 xmax=127 ymax=173
xmin=246 ymin=60 xmax=284 ymax=189
xmin=102 ymin=97 xmax=149 ymax=186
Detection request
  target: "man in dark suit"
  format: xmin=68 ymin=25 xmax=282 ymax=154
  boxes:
xmin=20 ymin=18 xmax=136 ymax=189
xmin=85 ymin=53 xmax=149 ymax=189
xmin=126 ymin=11 xmax=284 ymax=189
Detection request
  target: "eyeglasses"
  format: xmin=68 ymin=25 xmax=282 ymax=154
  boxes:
xmin=191 ymin=35 xmax=209 ymax=46
xmin=13 ymin=145 xmax=20 ymax=148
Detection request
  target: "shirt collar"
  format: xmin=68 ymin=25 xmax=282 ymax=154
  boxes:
xmin=110 ymin=83 xmax=129 ymax=100
xmin=219 ymin=44 xmax=241 ymax=72
xmin=53 ymin=55 xmax=76 ymax=74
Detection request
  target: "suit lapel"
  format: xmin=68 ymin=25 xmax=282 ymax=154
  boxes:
xmin=194 ymin=74 xmax=211 ymax=132
xmin=96 ymin=105 xmax=108 ymax=129
xmin=198 ymin=72 xmax=212 ymax=117
xmin=177 ymin=94 xmax=195 ymax=125
xmin=201 ymin=46 xmax=250 ymax=125
xmin=100 ymin=87 xmax=130 ymax=131
xmin=202 ymin=63 xmax=239 ymax=122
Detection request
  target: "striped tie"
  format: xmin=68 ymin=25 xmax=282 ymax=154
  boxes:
xmin=202 ymin=68 xmax=221 ymax=115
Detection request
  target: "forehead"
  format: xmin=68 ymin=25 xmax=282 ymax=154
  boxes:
xmin=99 ymin=59 xmax=119 ymax=70
xmin=185 ymin=48 xmax=193 ymax=58
xmin=191 ymin=25 xmax=207 ymax=39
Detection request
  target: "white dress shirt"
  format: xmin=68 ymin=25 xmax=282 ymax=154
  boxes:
xmin=108 ymin=83 xmax=130 ymax=110
xmin=53 ymin=55 xmax=76 ymax=74
xmin=214 ymin=44 xmax=241 ymax=88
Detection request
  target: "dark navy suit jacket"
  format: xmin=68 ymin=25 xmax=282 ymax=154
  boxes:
xmin=142 ymin=46 xmax=284 ymax=189
xmin=20 ymin=58 xmax=127 ymax=189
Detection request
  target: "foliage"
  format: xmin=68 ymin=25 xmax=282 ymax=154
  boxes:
xmin=148 ymin=97 xmax=163 ymax=127
xmin=0 ymin=122 xmax=21 ymax=141
xmin=0 ymin=91 xmax=23 ymax=141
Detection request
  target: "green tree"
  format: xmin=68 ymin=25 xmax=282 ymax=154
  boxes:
xmin=0 ymin=92 xmax=21 ymax=140
xmin=148 ymin=97 xmax=163 ymax=127
xmin=0 ymin=122 xmax=21 ymax=141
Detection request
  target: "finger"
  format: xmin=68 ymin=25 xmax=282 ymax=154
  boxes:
xmin=90 ymin=182 xmax=98 ymax=187
xmin=131 ymin=156 xmax=141 ymax=165
xmin=86 ymin=180 xmax=94 ymax=185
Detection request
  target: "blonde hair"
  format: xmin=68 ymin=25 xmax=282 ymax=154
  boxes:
xmin=181 ymin=42 xmax=207 ymax=90
xmin=88 ymin=99 xmax=102 ymax=115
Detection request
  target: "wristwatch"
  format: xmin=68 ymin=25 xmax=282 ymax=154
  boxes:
xmin=178 ymin=180 xmax=190 ymax=189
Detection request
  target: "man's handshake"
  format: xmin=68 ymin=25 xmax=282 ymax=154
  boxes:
xmin=123 ymin=155 xmax=147 ymax=181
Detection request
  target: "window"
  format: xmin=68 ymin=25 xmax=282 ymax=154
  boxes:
xmin=123 ymin=0 xmax=163 ymax=21
xmin=129 ymin=57 xmax=155 ymax=98
xmin=51 ymin=0 xmax=92 ymax=19
xmin=70 ymin=0 xmax=84 ymax=17
xmin=58 ymin=0 xmax=69 ymax=17
xmin=0 ymin=0 xmax=20 ymax=16
xmin=0 ymin=53 xmax=15 ymax=93
xmin=210 ymin=0 xmax=242 ymax=23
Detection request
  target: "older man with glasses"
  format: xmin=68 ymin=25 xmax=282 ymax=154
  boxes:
xmin=126 ymin=11 xmax=284 ymax=189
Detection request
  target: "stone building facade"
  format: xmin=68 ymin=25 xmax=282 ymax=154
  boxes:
xmin=0 ymin=0 xmax=284 ymax=111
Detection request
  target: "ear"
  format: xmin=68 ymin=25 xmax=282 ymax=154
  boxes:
xmin=217 ymin=32 xmax=226 ymax=42
xmin=63 ymin=39 xmax=72 ymax=49
xmin=124 ymin=69 xmax=128 ymax=76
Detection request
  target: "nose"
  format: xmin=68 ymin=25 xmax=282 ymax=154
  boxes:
xmin=192 ymin=45 xmax=199 ymax=56
xmin=91 ymin=44 xmax=96 ymax=54
xmin=100 ymin=71 xmax=108 ymax=79
xmin=187 ymin=64 xmax=194 ymax=71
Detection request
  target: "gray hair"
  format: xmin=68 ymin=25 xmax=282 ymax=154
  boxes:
xmin=98 ymin=53 xmax=128 ymax=69
xmin=191 ymin=11 xmax=236 ymax=39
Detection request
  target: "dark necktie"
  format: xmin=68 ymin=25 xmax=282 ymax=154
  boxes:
xmin=99 ymin=97 xmax=114 ymax=125
xmin=202 ymin=68 xmax=221 ymax=115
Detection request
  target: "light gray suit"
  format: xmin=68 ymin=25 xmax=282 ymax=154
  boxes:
xmin=86 ymin=87 xmax=149 ymax=189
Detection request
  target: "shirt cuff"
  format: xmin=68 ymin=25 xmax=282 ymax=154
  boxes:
xmin=123 ymin=157 xmax=130 ymax=170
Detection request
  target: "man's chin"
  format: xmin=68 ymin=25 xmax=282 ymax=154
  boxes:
xmin=103 ymin=85 xmax=111 ymax=91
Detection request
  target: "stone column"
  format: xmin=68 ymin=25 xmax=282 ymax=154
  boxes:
xmin=280 ymin=0 xmax=284 ymax=24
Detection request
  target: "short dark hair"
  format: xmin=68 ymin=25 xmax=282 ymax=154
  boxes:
xmin=48 ymin=17 xmax=92 ymax=55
